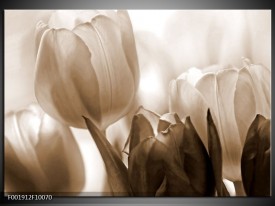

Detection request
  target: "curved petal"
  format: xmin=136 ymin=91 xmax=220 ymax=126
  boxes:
xmin=158 ymin=112 xmax=182 ymax=133
xmin=5 ymin=112 xmax=49 ymax=191
xmin=215 ymin=69 xmax=242 ymax=181
xmin=247 ymin=64 xmax=271 ymax=119
xmin=123 ymin=106 xmax=159 ymax=155
xmin=123 ymin=113 xmax=155 ymax=155
xmin=136 ymin=106 xmax=160 ymax=135
xmin=48 ymin=10 xmax=99 ymax=30
xmin=195 ymin=73 xmax=220 ymax=134
xmin=117 ymin=10 xmax=140 ymax=91
xmin=163 ymin=150 xmax=199 ymax=196
xmin=234 ymin=68 xmax=256 ymax=146
xmin=35 ymin=21 xmax=49 ymax=55
xmin=196 ymin=69 xmax=242 ymax=181
xmin=182 ymin=117 xmax=215 ymax=196
xmin=128 ymin=137 xmax=165 ymax=196
xmin=26 ymin=103 xmax=45 ymax=120
xmin=169 ymin=79 xmax=209 ymax=149
xmin=36 ymin=114 xmax=85 ymax=193
xmin=177 ymin=67 xmax=203 ymax=87
xmin=4 ymin=138 xmax=36 ymax=192
xmin=156 ymin=123 xmax=184 ymax=167
xmin=35 ymin=28 xmax=101 ymax=128
xmin=73 ymin=15 xmax=135 ymax=129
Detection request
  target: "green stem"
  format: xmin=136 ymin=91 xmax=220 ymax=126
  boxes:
xmin=234 ymin=181 xmax=246 ymax=196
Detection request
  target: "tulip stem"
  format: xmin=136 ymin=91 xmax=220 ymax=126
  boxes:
xmin=234 ymin=181 xmax=246 ymax=196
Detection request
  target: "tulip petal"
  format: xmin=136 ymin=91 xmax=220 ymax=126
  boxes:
xmin=158 ymin=113 xmax=181 ymax=133
xmin=35 ymin=28 xmax=101 ymax=128
xmin=36 ymin=114 xmax=85 ymax=193
xmin=84 ymin=117 xmax=132 ymax=196
xmin=48 ymin=10 xmax=99 ymax=30
xmin=177 ymin=67 xmax=203 ymax=86
xmin=16 ymin=110 xmax=41 ymax=147
xmin=128 ymin=137 xmax=165 ymax=196
xmin=4 ymin=138 xmax=36 ymax=192
xmin=163 ymin=153 xmax=199 ymax=196
xmin=181 ymin=117 xmax=215 ymax=196
xmin=207 ymin=110 xmax=223 ymax=196
xmin=117 ymin=10 xmax=140 ymax=91
xmin=35 ymin=21 xmax=49 ymax=55
xmin=73 ymin=15 xmax=136 ymax=129
xmin=156 ymin=123 xmax=184 ymax=168
xmin=169 ymin=79 xmax=209 ymax=149
xmin=131 ymin=135 xmax=198 ymax=196
xmin=241 ymin=114 xmax=270 ymax=196
xmin=195 ymin=73 xmax=220 ymax=130
xmin=196 ymin=69 xmax=242 ymax=181
xmin=215 ymin=69 xmax=242 ymax=181
xmin=136 ymin=106 xmax=160 ymax=135
xmin=247 ymin=64 xmax=271 ymax=119
xmin=234 ymin=68 xmax=256 ymax=146
xmin=123 ymin=113 xmax=155 ymax=155
xmin=26 ymin=103 xmax=44 ymax=119
xmin=5 ymin=112 xmax=49 ymax=191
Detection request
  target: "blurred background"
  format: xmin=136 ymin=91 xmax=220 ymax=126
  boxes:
xmin=4 ymin=10 xmax=271 ymax=194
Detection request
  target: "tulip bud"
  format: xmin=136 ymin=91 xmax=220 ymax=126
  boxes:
xmin=124 ymin=107 xmax=219 ymax=196
xmin=4 ymin=104 xmax=85 ymax=193
xmin=34 ymin=10 xmax=139 ymax=129
xmin=169 ymin=61 xmax=271 ymax=182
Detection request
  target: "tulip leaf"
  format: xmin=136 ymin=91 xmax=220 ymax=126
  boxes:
xmin=207 ymin=109 xmax=223 ymax=196
xmin=83 ymin=117 xmax=132 ymax=196
xmin=128 ymin=137 xmax=165 ymax=196
xmin=241 ymin=114 xmax=270 ymax=196
xmin=180 ymin=116 xmax=215 ymax=196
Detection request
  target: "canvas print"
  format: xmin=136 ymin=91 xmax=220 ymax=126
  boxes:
xmin=4 ymin=10 xmax=271 ymax=197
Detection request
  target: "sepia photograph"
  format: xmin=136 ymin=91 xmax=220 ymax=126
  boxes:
xmin=4 ymin=10 xmax=271 ymax=197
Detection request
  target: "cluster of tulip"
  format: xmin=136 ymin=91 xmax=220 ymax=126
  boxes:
xmin=5 ymin=10 xmax=270 ymax=196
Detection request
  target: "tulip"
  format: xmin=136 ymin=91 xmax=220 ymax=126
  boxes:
xmin=34 ymin=10 xmax=139 ymax=129
xmin=4 ymin=103 xmax=85 ymax=193
xmin=123 ymin=106 xmax=229 ymax=196
xmin=169 ymin=60 xmax=271 ymax=190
